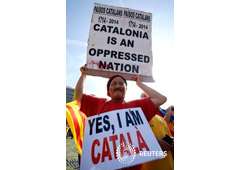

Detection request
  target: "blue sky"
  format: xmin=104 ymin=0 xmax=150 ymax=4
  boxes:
xmin=66 ymin=0 xmax=174 ymax=107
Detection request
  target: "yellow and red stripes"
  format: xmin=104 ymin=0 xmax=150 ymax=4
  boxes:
xmin=66 ymin=101 xmax=86 ymax=155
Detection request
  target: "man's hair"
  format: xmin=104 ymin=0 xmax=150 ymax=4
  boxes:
xmin=107 ymin=75 xmax=127 ymax=96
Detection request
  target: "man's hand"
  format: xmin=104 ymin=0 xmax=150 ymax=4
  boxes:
xmin=80 ymin=64 xmax=88 ymax=75
xmin=157 ymin=137 xmax=174 ymax=152
xmin=166 ymin=105 xmax=174 ymax=116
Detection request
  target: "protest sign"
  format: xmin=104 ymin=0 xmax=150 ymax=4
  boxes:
xmin=80 ymin=107 xmax=165 ymax=170
xmin=85 ymin=3 xmax=154 ymax=82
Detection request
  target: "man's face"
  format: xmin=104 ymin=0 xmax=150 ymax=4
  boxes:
xmin=109 ymin=77 xmax=126 ymax=101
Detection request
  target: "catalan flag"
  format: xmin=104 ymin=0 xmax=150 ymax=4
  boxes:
xmin=66 ymin=100 xmax=86 ymax=155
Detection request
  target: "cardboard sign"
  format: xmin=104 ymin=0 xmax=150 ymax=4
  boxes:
xmin=85 ymin=3 xmax=154 ymax=82
xmin=80 ymin=107 xmax=165 ymax=170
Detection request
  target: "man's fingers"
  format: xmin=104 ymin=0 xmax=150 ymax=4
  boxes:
xmin=132 ymin=75 xmax=140 ymax=81
xmin=80 ymin=65 xmax=88 ymax=73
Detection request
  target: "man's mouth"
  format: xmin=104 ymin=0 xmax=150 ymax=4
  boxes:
xmin=114 ymin=88 xmax=122 ymax=92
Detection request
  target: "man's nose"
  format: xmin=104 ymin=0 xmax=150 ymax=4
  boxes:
xmin=115 ymin=83 xmax=121 ymax=88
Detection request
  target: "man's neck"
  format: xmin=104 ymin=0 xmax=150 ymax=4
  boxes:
xmin=111 ymin=99 xmax=124 ymax=103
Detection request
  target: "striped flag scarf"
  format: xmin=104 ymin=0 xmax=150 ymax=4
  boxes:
xmin=66 ymin=100 xmax=86 ymax=155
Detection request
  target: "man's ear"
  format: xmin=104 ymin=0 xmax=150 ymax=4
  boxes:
xmin=107 ymin=91 xmax=110 ymax=97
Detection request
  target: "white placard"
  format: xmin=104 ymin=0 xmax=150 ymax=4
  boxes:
xmin=80 ymin=107 xmax=165 ymax=170
xmin=85 ymin=3 xmax=154 ymax=82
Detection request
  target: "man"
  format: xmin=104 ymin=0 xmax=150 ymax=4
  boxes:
xmin=74 ymin=65 xmax=167 ymax=170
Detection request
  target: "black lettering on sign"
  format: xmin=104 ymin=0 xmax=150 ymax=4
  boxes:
xmin=130 ymin=110 xmax=143 ymax=125
xmin=92 ymin=24 xmax=149 ymax=39
xmin=107 ymin=36 xmax=117 ymax=45
xmin=120 ymin=39 xmax=134 ymax=47
xmin=96 ymin=117 xmax=102 ymax=133
xmin=125 ymin=111 xmax=134 ymax=127
xmin=117 ymin=112 xmax=122 ymax=128
xmin=103 ymin=115 xmax=110 ymax=131
xmin=125 ymin=110 xmax=144 ymax=127
xmin=98 ymin=61 xmax=139 ymax=74
xmin=88 ymin=48 xmax=151 ymax=64
xmin=88 ymin=118 xmax=95 ymax=135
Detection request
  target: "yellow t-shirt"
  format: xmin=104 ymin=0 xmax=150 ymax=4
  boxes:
xmin=141 ymin=115 xmax=174 ymax=170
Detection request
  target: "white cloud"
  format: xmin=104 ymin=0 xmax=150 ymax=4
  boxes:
xmin=66 ymin=39 xmax=87 ymax=47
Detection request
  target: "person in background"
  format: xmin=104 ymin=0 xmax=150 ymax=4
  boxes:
xmin=141 ymin=92 xmax=174 ymax=170
xmin=159 ymin=106 xmax=174 ymax=137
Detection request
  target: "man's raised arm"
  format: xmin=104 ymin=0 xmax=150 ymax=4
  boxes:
xmin=134 ymin=76 xmax=167 ymax=107
xmin=74 ymin=65 xmax=87 ymax=103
